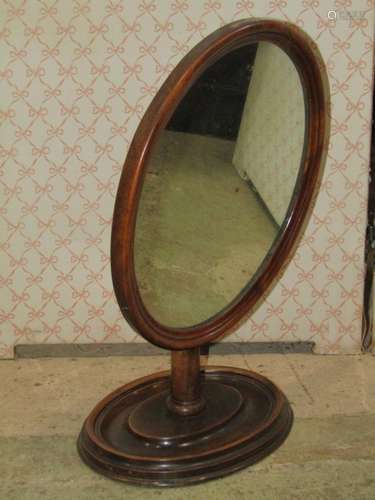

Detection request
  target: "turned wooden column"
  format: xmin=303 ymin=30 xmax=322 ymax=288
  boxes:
xmin=167 ymin=348 xmax=205 ymax=416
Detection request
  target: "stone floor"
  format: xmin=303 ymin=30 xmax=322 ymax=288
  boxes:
xmin=1 ymin=352 xmax=375 ymax=499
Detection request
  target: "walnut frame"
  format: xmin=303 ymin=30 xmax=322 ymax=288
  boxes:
xmin=111 ymin=18 xmax=330 ymax=351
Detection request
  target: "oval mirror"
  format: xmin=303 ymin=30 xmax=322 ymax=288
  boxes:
xmin=80 ymin=20 xmax=330 ymax=487
xmin=111 ymin=20 xmax=329 ymax=350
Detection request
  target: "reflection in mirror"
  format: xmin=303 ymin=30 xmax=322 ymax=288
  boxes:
xmin=134 ymin=41 xmax=305 ymax=328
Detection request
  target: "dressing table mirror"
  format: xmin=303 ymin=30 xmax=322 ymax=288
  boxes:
xmin=78 ymin=19 xmax=329 ymax=486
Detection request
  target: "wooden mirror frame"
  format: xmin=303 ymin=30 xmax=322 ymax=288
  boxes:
xmin=111 ymin=18 xmax=329 ymax=351
xmin=78 ymin=19 xmax=330 ymax=487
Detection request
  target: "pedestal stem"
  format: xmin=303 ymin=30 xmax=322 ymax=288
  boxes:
xmin=167 ymin=347 xmax=205 ymax=416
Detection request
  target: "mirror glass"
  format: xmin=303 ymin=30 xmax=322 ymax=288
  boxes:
xmin=134 ymin=41 xmax=306 ymax=328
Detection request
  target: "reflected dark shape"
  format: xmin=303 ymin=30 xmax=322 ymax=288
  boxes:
xmin=167 ymin=44 xmax=258 ymax=140
xmin=134 ymin=41 xmax=305 ymax=328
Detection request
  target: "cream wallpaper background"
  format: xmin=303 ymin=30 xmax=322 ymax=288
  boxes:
xmin=0 ymin=0 xmax=374 ymax=358
xmin=233 ymin=41 xmax=305 ymax=226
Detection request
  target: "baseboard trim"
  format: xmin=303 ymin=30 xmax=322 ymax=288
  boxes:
xmin=14 ymin=341 xmax=314 ymax=359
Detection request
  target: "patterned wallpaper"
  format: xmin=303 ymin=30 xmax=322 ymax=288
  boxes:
xmin=0 ymin=1 xmax=374 ymax=358
xmin=233 ymin=41 xmax=305 ymax=226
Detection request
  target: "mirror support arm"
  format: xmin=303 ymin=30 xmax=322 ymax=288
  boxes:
xmin=167 ymin=348 xmax=205 ymax=416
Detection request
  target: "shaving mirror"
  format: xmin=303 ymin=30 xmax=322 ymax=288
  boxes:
xmin=78 ymin=19 xmax=329 ymax=486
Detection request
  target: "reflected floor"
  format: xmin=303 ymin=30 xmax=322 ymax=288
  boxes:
xmin=134 ymin=131 xmax=278 ymax=327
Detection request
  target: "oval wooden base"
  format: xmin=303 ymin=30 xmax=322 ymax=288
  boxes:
xmin=77 ymin=367 xmax=293 ymax=487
